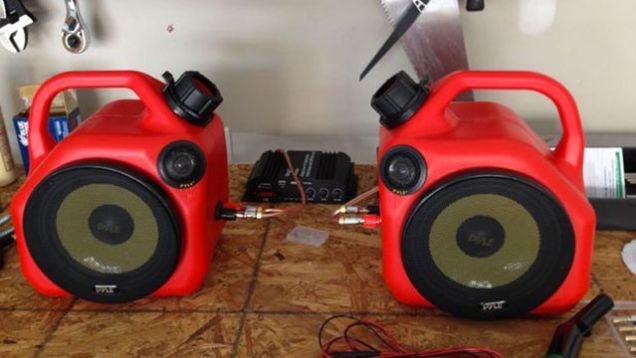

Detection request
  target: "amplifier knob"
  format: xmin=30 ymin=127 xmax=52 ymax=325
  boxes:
xmin=318 ymin=188 xmax=330 ymax=201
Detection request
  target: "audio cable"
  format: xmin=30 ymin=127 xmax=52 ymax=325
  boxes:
xmin=0 ymin=214 xmax=15 ymax=270
xmin=319 ymin=315 xmax=503 ymax=358
xmin=333 ymin=187 xmax=382 ymax=228
xmin=216 ymin=149 xmax=307 ymax=221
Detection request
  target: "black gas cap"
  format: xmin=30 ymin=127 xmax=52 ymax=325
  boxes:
xmin=163 ymin=71 xmax=223 ymax=126
xmin=371 ymin=71 xmax=429 ymax=130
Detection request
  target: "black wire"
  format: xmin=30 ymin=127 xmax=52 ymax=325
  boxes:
xmin=325 ymin=336 xmax=380 ymax=355
xmin=319 ymin=315 xmax=503 ymax=358
xmin=0 ymin=234 xmax=14 ymax=270
xmin=0 ymin=227 xmax=15 ymax=247
xmin=321 ymin=315 xmax=383 ymax=356
xmin=343 ymin=321 xmax=401 ymax=352
xmin=318 ymin=314 xmax=359 ymax=349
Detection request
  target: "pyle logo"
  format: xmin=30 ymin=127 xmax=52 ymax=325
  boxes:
xmin=94 ymin=285 xmax=118 ymax=295
xmin=97 ymin=223 xmax=121 ymax=234
xmin=480 ymin=300 xmax=507 ymax=311
xmin=467 ymin=232 xmax=496 ymax=247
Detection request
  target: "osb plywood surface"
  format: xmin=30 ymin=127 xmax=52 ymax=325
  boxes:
xmin=0 ymin=164 xmax=633 ymax=357
xmin=238 ymin=314 xmax=624 ymax=358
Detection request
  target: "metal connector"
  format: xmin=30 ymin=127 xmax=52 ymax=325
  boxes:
xmin=336 ymin=215 xmax=382 ymax=229
xmin=619 ymin=326 xmax=636 ymax=332
xmin=236 ymin=206 xmax=264 ymax=220
xmin=0 ymin=214 xmax=10 ymax=226
xmin=613 ymin=316 xmax=636 ymax=324
xmin=337 ymin=216 xmax=365 ymax=225
xmin=334 ymin=206 xmax=367 ymax=215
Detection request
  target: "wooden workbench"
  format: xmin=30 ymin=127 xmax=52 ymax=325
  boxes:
xmin=0 ymin=164 xmax=634 ymax=357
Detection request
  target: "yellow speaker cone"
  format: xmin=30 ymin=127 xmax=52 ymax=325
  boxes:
xmin=56 ymin=184 xmax=159 ymax=274
xmin=428 ymin=194 xmax=540 ymax=289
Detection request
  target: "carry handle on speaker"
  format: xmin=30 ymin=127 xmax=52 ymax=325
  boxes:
xmin=28 ymin=71 xmax=172 ymax=170
xmin=428 ymin=71 xmax=584 ymax=171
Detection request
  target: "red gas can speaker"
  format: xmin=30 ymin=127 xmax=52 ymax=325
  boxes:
xmin=373 ymin=71 xmax=595 ymax=319
xmin=10 ymin=70 xmax=229 ymax=303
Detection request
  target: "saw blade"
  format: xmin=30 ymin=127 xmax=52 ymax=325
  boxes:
xmin=380 ymin=0 xmax=472 ymax=99
xmin=360 ymin=2 xmax=422 ymax=81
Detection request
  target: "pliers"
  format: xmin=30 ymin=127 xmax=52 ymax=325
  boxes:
xmin=0 ymin=0 xmax=35 ymax=53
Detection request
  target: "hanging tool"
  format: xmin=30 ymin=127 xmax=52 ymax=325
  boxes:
xmin=0 ymin=0 xmax=36 ymax=53
xmin=360 ymin=0 xmax=485 ymax=81
xmin=62 ymin=0 xmax=89 ymax=54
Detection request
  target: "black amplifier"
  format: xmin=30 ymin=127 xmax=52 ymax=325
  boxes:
xmin=243 ymin=150 xmax=357 ymax=203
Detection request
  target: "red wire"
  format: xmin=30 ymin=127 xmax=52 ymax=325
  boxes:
xmin=260 ymin=149 xmax=306 ymax=218
xmin=221 ymin=149 xmax=306 ymax=219
xmin=279 ymin=149 xmax=306 ymax=206
xmin=320 ymin=316 xmax=504 ymax=358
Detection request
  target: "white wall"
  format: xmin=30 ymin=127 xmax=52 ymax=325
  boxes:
xmin=1 ymin=0 xmax=635 ymax=163
xmin=462 ymin=0 xmax=636 ymax=134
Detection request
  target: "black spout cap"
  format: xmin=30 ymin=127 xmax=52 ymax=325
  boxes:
xmin=466 ymin=0 xmax=485 ymax=11
xmin=163 ymin=71 xmax=223 ymax=127
xmin=371 ymin=71 xmax=429 ymax=130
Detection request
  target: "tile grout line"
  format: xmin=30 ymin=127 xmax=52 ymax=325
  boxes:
xmin=32 ymin=298 xmax=77 ymax=358
xmin=230 ymin=218 xmax=272 ymax=358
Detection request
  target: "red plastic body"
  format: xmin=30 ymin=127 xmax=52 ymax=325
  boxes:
xmin=378 ymin=71 xmax=596 ymax=315
xmin=10 ymin=71 xmax=229 ymax=297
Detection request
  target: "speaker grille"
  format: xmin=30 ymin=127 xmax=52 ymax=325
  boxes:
xmin=24 ymin=165 xmax=180 ymax=303
xmin=402 ymin=173 xmax=575 ymax=319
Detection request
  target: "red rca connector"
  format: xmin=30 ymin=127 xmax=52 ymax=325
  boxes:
xmin=337 ymin=214 xmax=382 ymax=229
xmin=362 ymin=214 xmax=382 ymax=229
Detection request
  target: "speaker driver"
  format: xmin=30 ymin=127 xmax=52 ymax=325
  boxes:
xmin=380 ymin=146 xmax=426 ymax=195
xmin=24 ymin=165 xmax=180 ymax=303
xmin=158 ymin=141 xmax=206 ymax=189
xmin=402 ymin=173 xmax=575 ymax=319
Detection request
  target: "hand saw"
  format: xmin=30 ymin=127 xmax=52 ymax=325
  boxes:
xmin=361 ymin=0 xmax=484 ymax=98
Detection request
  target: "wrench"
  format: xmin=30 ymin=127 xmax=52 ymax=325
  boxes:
xmin=62 ymin=0 xmax=89 ymax=53
xmin=0 ymin=0 xmax=35 ymax=53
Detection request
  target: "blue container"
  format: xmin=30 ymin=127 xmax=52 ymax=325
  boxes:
xmin=13 ymin=108 xmax=81 ymax=173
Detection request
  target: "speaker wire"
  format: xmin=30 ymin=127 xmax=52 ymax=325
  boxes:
xmin=216 ymin=149 xmax=307 ymax=220
xmin=318 ymin=315 xmax=504 ymax=358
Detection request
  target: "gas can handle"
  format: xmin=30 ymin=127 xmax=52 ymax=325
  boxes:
xmin=28 ymin=71 xmax=171 ymax=170
xmin=427 ymin=71 xmax=584 ymax=171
